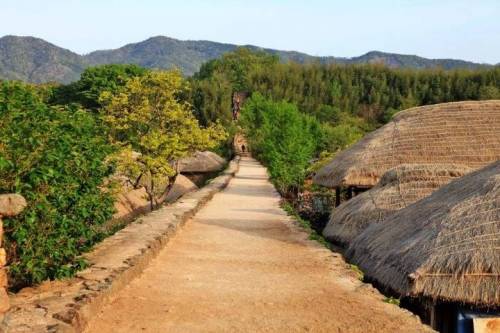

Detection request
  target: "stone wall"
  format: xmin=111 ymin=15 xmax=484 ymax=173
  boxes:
xmin=1 ymin=157 xmax=240 ymax=332
xmin=0 ymin=194 xmax=26 ymax=320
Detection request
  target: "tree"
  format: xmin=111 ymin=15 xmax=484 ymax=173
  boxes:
xmin=189 ymin=48 xmax=500 ymax=126
xmin=52 ymin=64 xmax=147 ymax=109
xmin=479 ymin=85 xmax=500 ymax=99
xmin=100 ymin=70 xmax=227 ymax=208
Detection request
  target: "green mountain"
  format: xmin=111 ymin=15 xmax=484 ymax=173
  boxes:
xmin=85 ymin=36 xmax=236 ymax=76
xmin=343 ymin=51 xmax=488 ymax=70
xmin=0 ymin=36 xmax=87 ymax=83
xmin=0 ymin=35 xmax=493 ymax=84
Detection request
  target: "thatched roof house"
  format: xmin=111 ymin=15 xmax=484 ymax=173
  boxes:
xmin=313 ymin=101 xmax=500 ymax=189
xmin=323 ymin=163 xmax=471 ymax=246
xmin=346 ymin=160 xmax=500 ymax=306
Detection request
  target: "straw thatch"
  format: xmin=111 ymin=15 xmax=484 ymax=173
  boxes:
xmin=346 ymin=160 xmax=500 ymax=306
xmin=323 ymin=163 xmax=471 ymax=246
xmin=313 ymin=100 xmax=500 ymax=188
xmin=178 ymin=151 xmax=226 ymax=173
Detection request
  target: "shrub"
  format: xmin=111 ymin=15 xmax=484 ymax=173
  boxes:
xmin=0 ymin=81 xmax=115 ymax=288
xmin=240 ymin=94 xmax=320 ymax=195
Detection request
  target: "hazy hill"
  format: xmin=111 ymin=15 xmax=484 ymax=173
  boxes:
xmin=0 ymin=36 xmax=87 ymax=83
xmin=0 ymin=35 xmax=493 ymax=83
xmin=85 ymin=36 xmax=236 ymax=76
xmin=344 ymin=51 xmax=487 ymax=70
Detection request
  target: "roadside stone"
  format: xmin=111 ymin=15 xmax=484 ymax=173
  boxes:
xmin=161 ymin=174 xmax=198 ymax=203
xmin=178 ymin=151 xmax=227 ymax=173
xmin=0 ymin=194 xmax=27 ymax=217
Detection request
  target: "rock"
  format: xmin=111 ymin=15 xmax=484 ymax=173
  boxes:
xmin=0 ymin=194 xmax=27 ymax=217
xmin=161 ymin=175 xmax=198 ymax=203
xmin=178 ymin=151 xmax=226 ymax=173
xmin=113 ymin=187 xmax=150 ymax=220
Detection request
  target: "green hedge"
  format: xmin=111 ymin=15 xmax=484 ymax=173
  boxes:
xmin=0 ymin=81 xmax=115 ymax=288
xmin=240 ymin=94 xmax=323 ymax=195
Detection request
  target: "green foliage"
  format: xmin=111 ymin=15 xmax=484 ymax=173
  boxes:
xmin=51 ymin=64 xmax=147 ymax=109
xmin=349 ymin=264 xmax=365 ymax=281
xmin=190 ymin=49 xmax=500 ymax=125
xmin=189 ymin=48 xmax=279 ymax=126
xmin=319 ymin=111 xmax=374 ymax=153
xmin=0 ymin=81 xmax=115 ymax=288
xmin=479 ymin=85 xmax=500 ymax=99
xmin=188 ymin=73 xmax=233 ymax=126
xmin=239 ymin=92 xmax=372 ymax=196
xmin=211 ymin=123 xmax=239 ymax=160
xmin=383 ymin=297 xmax=401 ymax=306
xmin=195 ymin=47 xmax=279 ymax=91
xmin=381 ymin=107 xmax=400 ymax=123
xmin=100 ymin=70 xmax=227 ymax=206
xmin=240 ymin=94 xmax=322 ymax=194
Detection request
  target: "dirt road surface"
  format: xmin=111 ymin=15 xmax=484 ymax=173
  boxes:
xmin=85 ymin=157 xmax=432 ymax=333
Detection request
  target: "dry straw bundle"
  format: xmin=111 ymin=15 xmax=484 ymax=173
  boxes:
xmin=313 ymin=100 xmax=500 ymax=189
xmin=323 ymin=163 xmax=471 ymax=246
xmin=347 ymin=161 xmax=500 ymax=306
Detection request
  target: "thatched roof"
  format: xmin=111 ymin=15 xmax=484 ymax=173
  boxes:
xmin=313 ymin=100 xmax=500 ymax=188
xmin=323 ymin=163 xmax=471 ymax=246
xmin=346 ymin=160 xmax=500 ymax=306
xmin=178 ymin=151 xmax=226 ymax=173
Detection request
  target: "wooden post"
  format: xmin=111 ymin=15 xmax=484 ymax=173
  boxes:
xmin=335 ymin=188 xmax=341 ymax=207
xmin=429 ymin=300 xmax=438 ymax=330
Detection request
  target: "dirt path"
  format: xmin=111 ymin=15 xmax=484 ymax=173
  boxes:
xmin=85 ymin=157 xmax=431 ymax=333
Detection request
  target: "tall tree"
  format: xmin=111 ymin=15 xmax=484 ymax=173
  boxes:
xmin=100 ymin=70 xmax=227 ymax=207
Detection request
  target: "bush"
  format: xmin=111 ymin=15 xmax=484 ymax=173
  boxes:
xmin=240 ymin=94 xmax=320 ymax=194
xmin=0 ymin=81 xmax=115 ymax=288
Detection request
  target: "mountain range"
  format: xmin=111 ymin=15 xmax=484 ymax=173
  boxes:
xmin=0 ymin=35 xmax=494 ymax=84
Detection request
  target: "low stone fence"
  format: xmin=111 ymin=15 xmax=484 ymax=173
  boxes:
xmin=0 ymin=194 xmax=27 ymax=322
xmin=0 ymin=156 xmax=239 ymax=333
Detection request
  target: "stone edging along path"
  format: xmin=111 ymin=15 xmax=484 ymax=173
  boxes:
xmin=0 ymin=157 xmax=241 ymax=333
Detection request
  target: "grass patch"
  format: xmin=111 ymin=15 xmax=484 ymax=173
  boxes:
xmin=383 ymin=297 xmax=401 ymax=306
xmin=349 ymin=264 xmax=364 ymax=281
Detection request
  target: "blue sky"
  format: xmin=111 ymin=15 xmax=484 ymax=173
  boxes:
xmin=1 ymin=0 xmax=499 ymax=64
